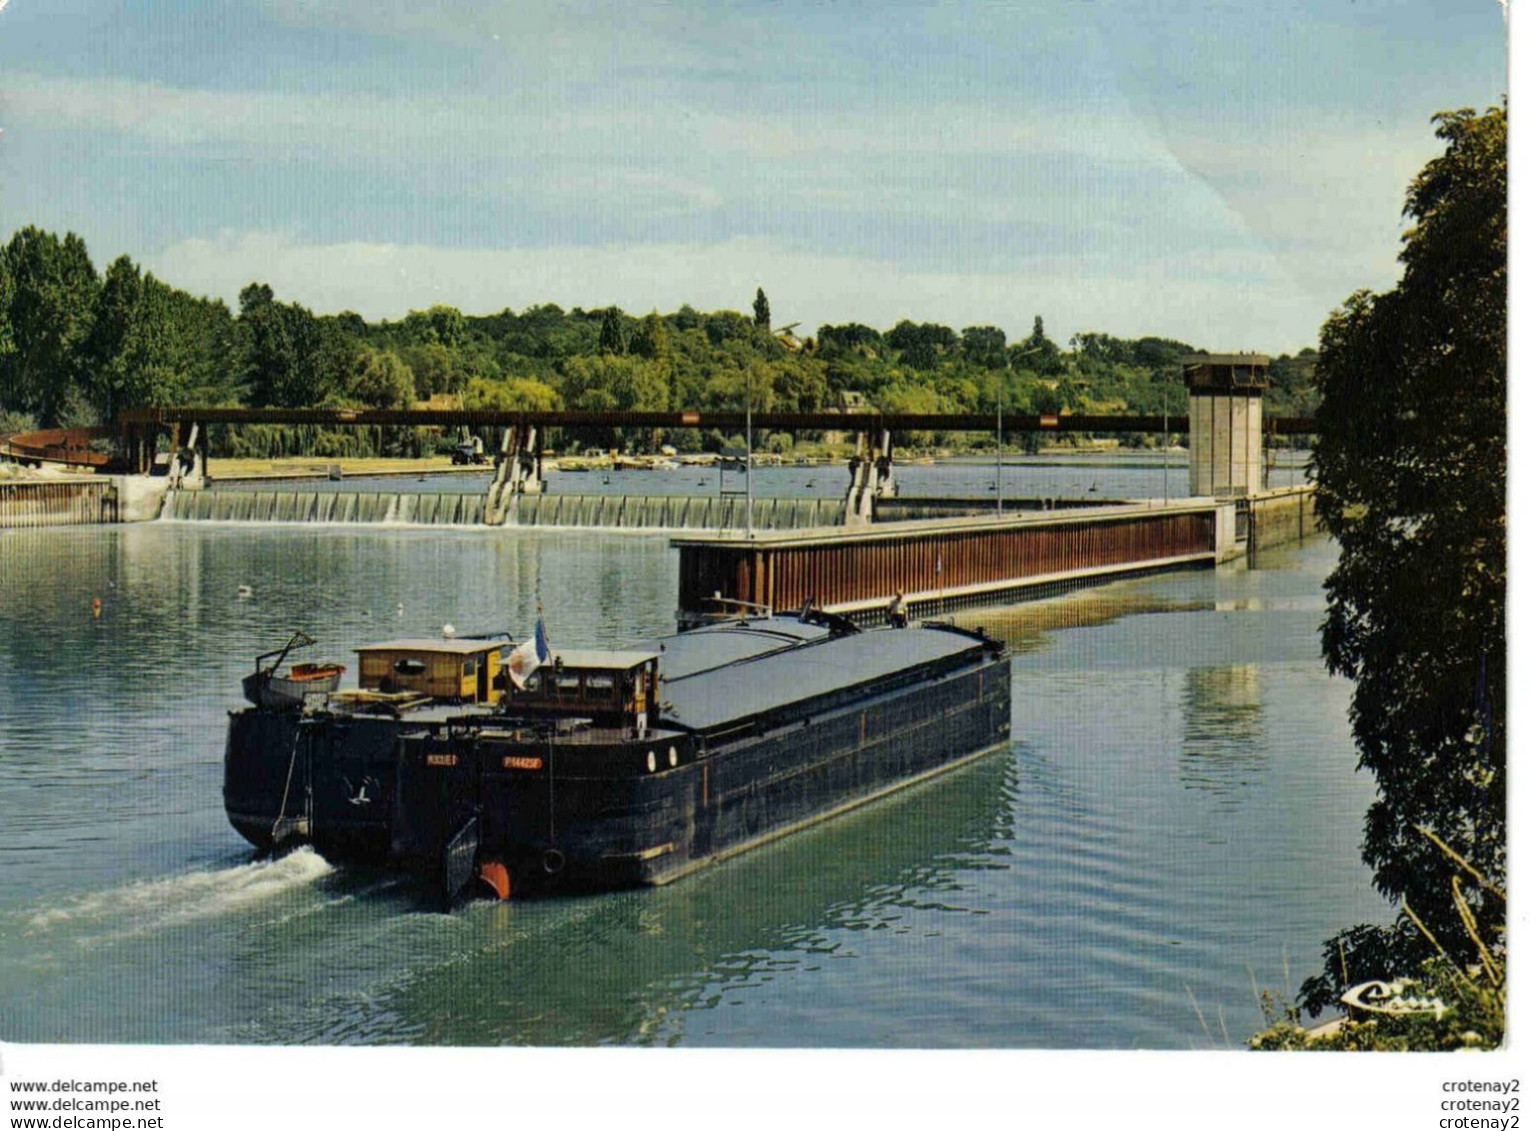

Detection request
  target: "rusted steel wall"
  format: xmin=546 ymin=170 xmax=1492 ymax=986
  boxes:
xmin=0 ymin=480 xmax=116 ymax=528
xmin=676 ymin=509 xmax=1216 ymax=617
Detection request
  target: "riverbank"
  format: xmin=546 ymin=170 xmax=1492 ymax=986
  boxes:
xmin=207 ymin=456 xmax=488 ymax=482
xmin=205 ymin=448 xmax=1202 ymax=482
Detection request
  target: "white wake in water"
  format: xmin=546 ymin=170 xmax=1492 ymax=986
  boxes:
xmin=26 ymin=848 xmax=336 ymax=938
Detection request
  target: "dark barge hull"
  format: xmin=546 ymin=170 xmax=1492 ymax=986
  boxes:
xmin=225 ymin=620 xmax=1011 ymax=895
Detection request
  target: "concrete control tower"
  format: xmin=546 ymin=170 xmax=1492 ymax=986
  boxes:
xmin=1182 ymin=353 xmax=1269 ymax=498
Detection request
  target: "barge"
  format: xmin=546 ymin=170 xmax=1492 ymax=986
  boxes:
xmin=223 ymin=608 xmax=1011 ymax=903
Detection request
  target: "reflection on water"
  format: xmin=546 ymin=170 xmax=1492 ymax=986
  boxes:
xmin=313 ymin=755 xmax=1019 ymax=1047
xmin=1178 ymin=666 xmax=1267 ymax=804
xmin=955 ymin=590 xmax=1211 ymax=653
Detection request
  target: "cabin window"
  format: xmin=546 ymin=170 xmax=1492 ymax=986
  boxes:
xmin=521 ymin=672 xmax=542 ymax=692
xmin=584 ymin=672 xmax=616 ymax=701
xmin=393 ymin=658 xmax=427 ymax=675
xmin=462 ymin=658 xmax=479 ymax=677
xmin=555 ymin=672 xmax=581 ymax=694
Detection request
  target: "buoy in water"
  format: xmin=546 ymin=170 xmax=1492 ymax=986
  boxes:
xmin=237 ymin=584 xmax=253 ymax=597
xmin=90 ymin=597 xmax=102 ymax=617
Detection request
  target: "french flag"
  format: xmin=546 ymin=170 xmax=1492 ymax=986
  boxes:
xmin=507 ymin=616 xmax=551 ymax=689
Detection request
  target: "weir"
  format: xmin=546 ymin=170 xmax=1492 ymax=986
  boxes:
xmin=503 ymin=493 xmax=843 ymax=531
xmin=161 ymin=488 xmax=845 ymax=531
xmin=165 ymin=489 xmax=489 ymax=525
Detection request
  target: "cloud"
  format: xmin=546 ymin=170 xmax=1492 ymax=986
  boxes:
xmin=148 ymin=230 xmax=1341 ymax=353
xmin=0 ymin=68 xmax=1127 ymax=165
xmin=0 ymin=70 xmax=521 ymax=155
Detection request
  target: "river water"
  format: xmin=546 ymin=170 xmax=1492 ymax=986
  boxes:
xmin=0 ymin=467 xmax=1383 ymax=1048
xmin=212 ymin=449 xmax=1312 ymax=502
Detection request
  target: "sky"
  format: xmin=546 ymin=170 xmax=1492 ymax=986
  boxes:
xmin=0 ymin=0 xmax=1506 ymax=354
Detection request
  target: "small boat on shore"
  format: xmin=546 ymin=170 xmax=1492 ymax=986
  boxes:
xmin=224 ymin=608 xmax=1011 ymax=905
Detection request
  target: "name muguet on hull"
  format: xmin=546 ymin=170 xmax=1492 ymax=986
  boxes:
xmin=224 ymin=610 xmax=1012 ymax=904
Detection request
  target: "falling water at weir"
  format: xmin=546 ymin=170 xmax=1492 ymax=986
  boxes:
xmin=163 ymin=489 xmax=846 ymax=530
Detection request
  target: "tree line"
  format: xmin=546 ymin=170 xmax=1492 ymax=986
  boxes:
xmin=0 ymin=234 xmax=1317 ymax=457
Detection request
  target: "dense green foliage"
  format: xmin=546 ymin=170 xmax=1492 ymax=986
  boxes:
xmin=1251 ymin=954 xmax=1503 ymax=1051
xmin=0 ymin=227 xmax=1317 ymax=456
xmin=1297 ymin=107 xmax=1506 ymax=1026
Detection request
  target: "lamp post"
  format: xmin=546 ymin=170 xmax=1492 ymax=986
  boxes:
xmin=745 ymin=365 xmax=753 ymax=539
xmin=1162 ymin=390 xmax=1169 ymax=505
xmin=996 ymin=393 xmax=1003 ymax=518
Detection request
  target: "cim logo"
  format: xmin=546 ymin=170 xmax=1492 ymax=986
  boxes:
xmin=1339 ymin=978 xmax=1447 ymax=1020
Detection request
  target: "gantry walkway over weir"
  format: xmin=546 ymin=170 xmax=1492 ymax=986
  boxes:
xmin=5 ymin=379 xmax=1323 ymax=623
xmin=107 ymin=403 xmax=1315 ymax=523
xmin=114 ymin=407 xmax=1317 ymax=433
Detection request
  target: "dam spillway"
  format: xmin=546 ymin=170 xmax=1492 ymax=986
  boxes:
xmin=504 ymin=493 xmax=843 ymax=531
xmin=162 ymin=488 xmax=845 ymax=532
xmin=165 ymin=489 xmax=489 ymax=526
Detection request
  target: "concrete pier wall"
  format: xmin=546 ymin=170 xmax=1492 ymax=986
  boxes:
xmin=0 ymin=476 xmax=173 ymax=528
xmin=1247 ymin=486 xmax=1320 ymax=554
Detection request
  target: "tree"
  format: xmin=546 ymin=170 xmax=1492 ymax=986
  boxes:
xmin=348 ymin=346 xmax=416 ymax=410
xmin=752 ymin=287 xmax=770 ymax=329
xmin=631 ymin=312 xmax=671 ymax=364
xmin=771 ymin=357 xmax=830 ymax=412
xmin=84 ymin=263 xmax=213 ymax=418
xmin=238 ymin=283 xmax=352 ymax=408
xmin=960 ymin=325 xmax=1007 ymax=369
xmin=598 ymin=307 xmax=628 ymax=355
xmin=1016 ymin=315 xmax=1063 ymax=375
xmin=887 ymin=320 xmax=956 ymax=370
xmin=0 ymin=255 xmax=15 ymax=395
xmin=2 ymin=227 xmax=99 ymax=425
xmin=816 ymin=322 xmax=882 ymax=357
xmin=82 ymin=255 xmax=144 ymax=422
xmin=400 ymin=304 xmax=466 ymax=349
xmin=1301 ymin=107 xmax=1505 ymax=1015
xmin=460 ymin=376 xmax=562 ymax=412
xmin=399 ymin=343 xmax=459 ymax=398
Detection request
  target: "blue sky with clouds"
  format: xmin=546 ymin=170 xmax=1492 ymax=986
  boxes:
xmin=0 ymin=1 xmax=1505 ymax=352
